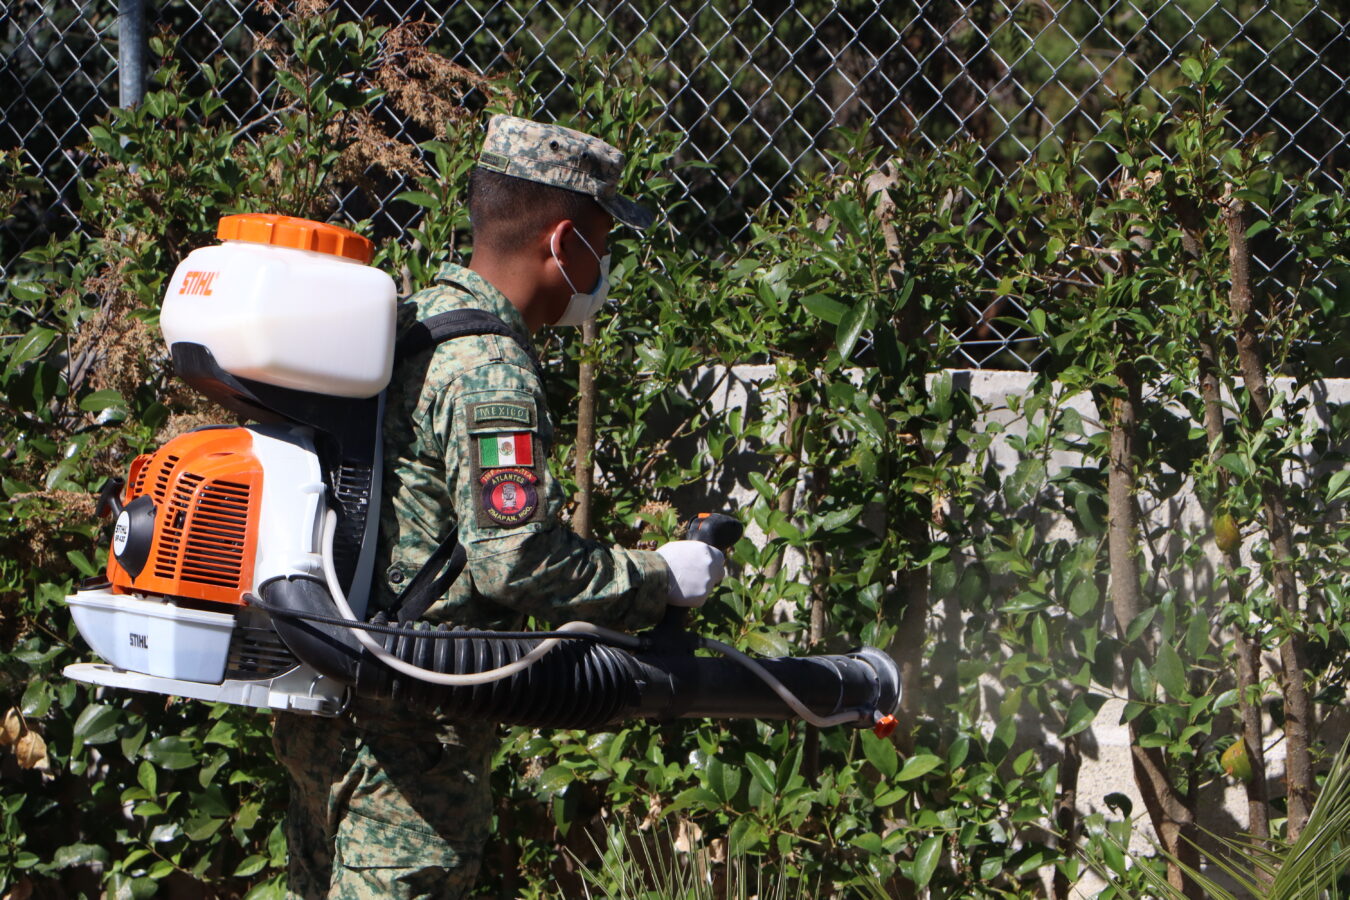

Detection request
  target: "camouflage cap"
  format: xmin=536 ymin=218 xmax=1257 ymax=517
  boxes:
xmin=477 ymin=114 xmax=655 ymax=230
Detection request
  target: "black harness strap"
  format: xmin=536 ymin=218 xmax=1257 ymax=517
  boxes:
xmin=391 ymin=527 xmax=468 ymax=624
xmin=396 ymin=307 xmax=543 ymax=378
xmin=386 ymin=308 xmax=537 ymax=623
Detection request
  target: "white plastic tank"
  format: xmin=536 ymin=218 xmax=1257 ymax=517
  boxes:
xmin=160 ymin=213 xmax=398 ymax=398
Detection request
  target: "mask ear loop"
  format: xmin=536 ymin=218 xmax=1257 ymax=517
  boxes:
xmin=550 ymin=226 xmax=581 ymax=294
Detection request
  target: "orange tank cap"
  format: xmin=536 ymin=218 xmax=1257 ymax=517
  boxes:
xmin=217 ymin=213 xmax=374 ymax=264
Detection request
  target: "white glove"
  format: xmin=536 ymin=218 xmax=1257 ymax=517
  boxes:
xmin=655 ymin=541 xmax=726 ymax=608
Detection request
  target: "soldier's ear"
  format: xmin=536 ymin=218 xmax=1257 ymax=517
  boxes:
xmin=545 ymin=219 xmax=576 ymax=263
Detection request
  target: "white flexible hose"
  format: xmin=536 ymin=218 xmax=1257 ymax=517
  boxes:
xmin=318 ymin=510 xmax=638 ymax=687
xmin=699 ymin=637 xmax=868 ymax=727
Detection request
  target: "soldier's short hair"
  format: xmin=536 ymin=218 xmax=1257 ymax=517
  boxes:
xmin=468 ymin=167 xmax=605 ymax=255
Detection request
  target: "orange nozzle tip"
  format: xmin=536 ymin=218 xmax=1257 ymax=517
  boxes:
xmin=873 ymin=715 xmax=899 ymax=739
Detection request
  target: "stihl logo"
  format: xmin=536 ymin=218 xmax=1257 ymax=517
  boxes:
xmin=129 ymin=633 xmax=148 ymax=649
xmin=179 ymin=271 xmax=219 ymax=296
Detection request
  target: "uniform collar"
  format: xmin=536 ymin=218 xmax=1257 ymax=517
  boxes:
xmin=427 ymin=262 xmax=530 ymax=339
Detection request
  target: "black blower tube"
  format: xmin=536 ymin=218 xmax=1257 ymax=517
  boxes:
xmin=262 ymin=577 xmax=901 ymax=730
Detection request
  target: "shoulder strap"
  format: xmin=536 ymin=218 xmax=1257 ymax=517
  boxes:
xmin=386 ymin=308 xmax=539 ymax=623
xmin=391 ymin=527 xmax=467 ymax=624
xmin=396 ymin=308 xmax=542 ymax=378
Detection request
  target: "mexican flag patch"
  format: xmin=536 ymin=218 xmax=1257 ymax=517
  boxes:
xmin=479 ymin=433 xmax=533 ymax=468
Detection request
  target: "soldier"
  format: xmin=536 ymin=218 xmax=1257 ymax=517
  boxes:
xmin=271 ymin=115 xmax=726 ymax=899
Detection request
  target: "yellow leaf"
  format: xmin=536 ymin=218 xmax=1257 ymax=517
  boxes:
xmin=15 ymin=730 xmax=49 ymax=772
xmin=1214 ymin=512 xmax=1241 ymax=554
xmin=0 ymin=707 xmax=22 ymax=746
xmin=1221 ymin=738 xmax=1253 ymax=782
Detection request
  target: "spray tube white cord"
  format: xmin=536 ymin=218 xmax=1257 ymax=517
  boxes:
xmin=699 ymin=637 xmax=869 ymax=727
xmin=319 ymin=510 xmax=638 ymax=687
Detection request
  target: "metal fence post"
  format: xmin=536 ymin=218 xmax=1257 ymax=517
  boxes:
xmin=118 ymin=0 xmax=147 ymax=108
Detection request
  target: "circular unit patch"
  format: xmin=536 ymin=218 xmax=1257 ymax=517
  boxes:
xmin=480 ymin=467 xmax=540 ymax=527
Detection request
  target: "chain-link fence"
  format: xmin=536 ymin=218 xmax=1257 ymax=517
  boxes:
xmin=3 ymin=1 xmax=1347 ymax=368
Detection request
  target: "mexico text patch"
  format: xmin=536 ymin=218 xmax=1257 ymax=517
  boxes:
xmin=478 ymin=467 xmax=540 ymax=527
xmin=468 ymin=400 xmax=535 ymax=429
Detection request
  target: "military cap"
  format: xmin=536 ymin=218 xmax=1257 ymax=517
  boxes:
xmin=476 ymin=114 xmax=655 ymax=230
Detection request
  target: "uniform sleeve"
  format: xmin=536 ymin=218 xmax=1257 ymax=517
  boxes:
xmin=430 ymin=348 xmax=670 ymax=630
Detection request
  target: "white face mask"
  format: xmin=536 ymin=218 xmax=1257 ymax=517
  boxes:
xmin=550 ymin=229 xmax=611 ymax=327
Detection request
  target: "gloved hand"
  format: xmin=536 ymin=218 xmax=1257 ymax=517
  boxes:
xmin=655 ymin=540 xmax=726 ymax=608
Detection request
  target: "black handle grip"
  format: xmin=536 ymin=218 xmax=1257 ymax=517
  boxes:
xmin=686 ymin=512 xmax=744 ymax=551
xmin=96 ymin=476 xmax=125 ymax=518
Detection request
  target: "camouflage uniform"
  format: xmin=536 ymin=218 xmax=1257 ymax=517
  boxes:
xmin=273 ymin=117 xmax=668 ymax=900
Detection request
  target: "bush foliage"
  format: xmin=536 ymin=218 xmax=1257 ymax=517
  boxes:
xmin=2 ymin=9 xmax=1348 ymax=899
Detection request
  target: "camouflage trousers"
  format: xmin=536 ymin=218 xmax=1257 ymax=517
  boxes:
xmin=272 ymin=703 xmax=495 ymax=900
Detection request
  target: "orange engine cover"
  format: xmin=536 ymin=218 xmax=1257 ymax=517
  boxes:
xmin=108 ymin=428 xmax=262 ymax=606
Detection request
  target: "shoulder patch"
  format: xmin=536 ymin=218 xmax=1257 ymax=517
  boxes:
xmin=477 ymin=467 xmax=541 ymax=528
xmin=468 ymin=400 xmax=535 ymax=429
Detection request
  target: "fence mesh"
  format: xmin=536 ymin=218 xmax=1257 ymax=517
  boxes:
xmin=3 ymin=1 xmax=1347 ymax=369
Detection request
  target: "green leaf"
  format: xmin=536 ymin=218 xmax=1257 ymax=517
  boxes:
xmin=1062 ymin=693 xmax=1106 ymax=738
xmin=896 ymin=753 xmax=943 ymax=782
xmin=78 ymin=389 xmax=125 ymax=413
xmin=234 ymin=854 xmax=269 ymax=878
xmin=743 ymin=629 xmax=789 ymax=657
xmin=65 ymin=549 xmax=97 ymax=577
xmin=706 ymin=757 xmax=743 ymax=803
xmin=862 ymin=731 xmax=898 ymax=778
xmin=801 ymin=292 xmax=846 ymax=325
xmin=1131 ymin=658 xmax=1155 ymax=700
xmin=1216 ymin=453 xmax=1251 ymax=479
xmin=73 ymin=703 xmax=121 ymax=746
xmin=8 ymin=279 xmax=46 ymax=302
xmin=53 ymin=842 xmax=111 ymax=869
xmin=1180 ymin=57 xmax=1205 ymax=83
xmin=535 ymin=764 xmax=573 ymax=794
xmin=204 ymin=718 xmax=239 ymax=747
xmin=393 ymin=190 xmax=440 ymax=209
xmin=148 ymin=823 xmax=180 ymax=843
xmin=141 ymin=736 xmax=197 ymax=770
xmin=267 ymin=821 xmax=286 ymax=861
xmin=664 ymin=786 xmax=720 ymax=814
xmin=1125 ymin=606 xmax=1156 ymax=644
xmin=1068 ymin=579 xmax=1098 ymax=616
xmin=21 ymin=679 xmax=52 ymax=717
xmin=1155 ymin=643 xmax=1187 ymax=699
xmin=184 ymin=816 xmax=225 ymax=842
xmin=851 ymin=832 xmax=883 ymax=855
xmin=728 ymin=816 xmax=766 ymax=855
xmin=746 ymin=471 xmax=775 ymax=503
xmin=947 ymin=735 xmax=970 ymax=770
xmin=835 ymin=298 xmax=874 ymax=360
xmin=7 ymin=326 xmax=57 ymax=372
xmin=913 ymin=834 xmax=943 ymax=887
xmin=1185 ymin=612 xmax=1210 ymax=659
xmin=1327 ymin=469 xmax=1350 ymax=503
xmin=744 ymin=753 xmax=776 ymax=793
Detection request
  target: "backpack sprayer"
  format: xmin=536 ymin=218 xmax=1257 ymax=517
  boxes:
xmin=62 ymin=214 xmax=901 ymax=736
